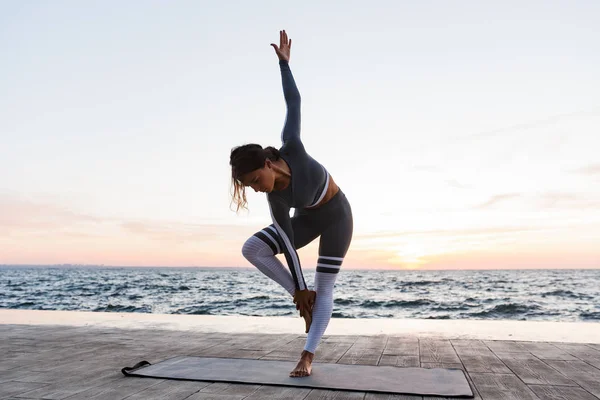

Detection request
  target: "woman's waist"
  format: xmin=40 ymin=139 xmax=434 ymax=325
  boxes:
xmin=303 ymin=174 xmax=339 ymax=210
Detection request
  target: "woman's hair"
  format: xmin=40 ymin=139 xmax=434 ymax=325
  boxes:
xmin=229 ymin=144 xmax=281 ymax=212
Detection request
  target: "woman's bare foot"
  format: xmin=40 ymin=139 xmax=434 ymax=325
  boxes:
xmin=289 ymin=350 xmax=314 ymax=377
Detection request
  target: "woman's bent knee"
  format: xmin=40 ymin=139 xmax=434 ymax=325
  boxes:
xmin=242 ymin=235 xmax=273 ymax=261
xmin=241 ymin=236 xmax=257 ymax=261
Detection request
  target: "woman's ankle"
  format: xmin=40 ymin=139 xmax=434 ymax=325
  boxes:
xmin=301 ymin=350 xmax=314 ymax=361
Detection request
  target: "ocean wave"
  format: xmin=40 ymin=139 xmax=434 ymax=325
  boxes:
xmin=265 ymin=303 xmax=294 ymax=309
xmin=580 ymin=311 xmax=600 ymax=320
xmin=431 ymin=304 xmax=475 ymax=312
xmin=398 ymin=280 xmax=440 ymax=287
xmin=94 ymin=304 xmax=152 ymax=313
xmin=331 ymin=312 xmax=354 ymax=318
xmin=334 ymin=298 xmax=357 ymax=305
xmin=361 ymin=299 xmax=433 ymax=308
xmin=542 ymin=290 xmax=592 ymax=300
xmin=172 ymin=306 xmax=213 ymax=315
xmin=248 ymin=295 xmax=271 ymax=300
xmin=466 ymin=303 xmax=541 ymax=318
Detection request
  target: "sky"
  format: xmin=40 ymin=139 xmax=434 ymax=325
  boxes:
xmin=1 ymin=0 xmax=599 ymax=270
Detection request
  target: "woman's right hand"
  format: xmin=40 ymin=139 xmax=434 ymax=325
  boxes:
xmin=270 ymin=30 xmax=291 ymax=62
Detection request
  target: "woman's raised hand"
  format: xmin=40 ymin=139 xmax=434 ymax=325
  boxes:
xmin=270 ymin=29 xmax=291 ymax=62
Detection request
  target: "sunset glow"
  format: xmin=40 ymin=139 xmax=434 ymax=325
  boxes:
xmin=1 ymin=1 xmax=599 ymax=270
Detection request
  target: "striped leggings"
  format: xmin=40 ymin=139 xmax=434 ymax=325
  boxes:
xmin=242 ymin=190 xmax=353 ymax=354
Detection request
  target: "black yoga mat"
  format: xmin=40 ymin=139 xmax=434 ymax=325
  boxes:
xmin=122 ymin=356 xmax=473 ymax=398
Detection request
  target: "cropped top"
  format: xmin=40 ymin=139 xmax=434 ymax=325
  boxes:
xmin=267 ymin=60 xmax=329 ymax=291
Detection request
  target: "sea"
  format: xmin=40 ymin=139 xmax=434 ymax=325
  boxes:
xmin=1 ymin=266 xmax=599 ymax=322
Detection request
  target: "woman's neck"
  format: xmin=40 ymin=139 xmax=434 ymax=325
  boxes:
xmin=272 ymin=158 xmax=291 ymax=191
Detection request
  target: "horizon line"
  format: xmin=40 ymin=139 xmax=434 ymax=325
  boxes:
xmin=1 ymin=264 xmax=598 ymax=272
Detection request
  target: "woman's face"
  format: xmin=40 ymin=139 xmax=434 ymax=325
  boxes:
xmin=239 ymin=160 xmax=275 ymax=193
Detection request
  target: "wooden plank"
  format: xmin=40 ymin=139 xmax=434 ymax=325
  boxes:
xmin=242 ymin=384 xmax=312 ymax=399
xmin=516 ymin=342 xmax=578 ymax=361
xmin=0 ymin=349 xmax=151 ymax=385
xmin=419 ymin=340 xmax=461 ymax=364
xmin=552 ymin=343 xmax=600 ymax=370
xmin=383 ymin=337 xmax=419 ymax=356
xmin=10 ymin=343 xmax=124 ymax=373
xmin=337 ymin=336 xmax=388 ymax=366
xmin=260 ymin=337 xmax=306 ymax=361
xmin=454 ymin=346 xmax=512 ymax=374
xmin=259 ymin=351 xmax=300 ymax=361
xmin=317 ymin=342 xmax=357 ymax=363
xmin=494 ymin=352 xmax=576 ymax=386
xmin=378 ymin=355 xmax=419 ymax=367
xmin=304 ymin=389 xmax=366 ymax=399
xmin=337 ymin=344 xmax=384 ymax=366
xmin=0 ymin=381 xmax=49 ymax=399
xmin=470 ymin=373 xmax=539 ymax=400
xmin=544 ymin=360 xmax=600 ymax=398
xmin=379 ymin=337 xmax=419 ymax=367
xmin=53 ymin=376 xmax=186 ymax=400
xmin=364 ymin=392 xmax=421 ymax=400
xmin=239 ymin=334 xmax=298 ymax=351
xmin=484 ymin=340 xmax=530 ymax=353
xmin=528 ymin=384 xmax=599 ymax=400
xmin=180 ymin=393 xmax=247 ymax=400
xmin=320 ymin=335 xmax=359 ymax=345
xmin=0 ymin=359 xmax=35 ymax=375
xmin=354 ymin=335 xmax=388 ymax=348
xmin=450 ymin=340 xmax=488 ymax=350
xmin=120 ymin=380 xmax=214 ymax=400
xmin=420 ymin=362 xmax=463 ymax=370
xmin=5 ymin=373 xmax=142 ymax=399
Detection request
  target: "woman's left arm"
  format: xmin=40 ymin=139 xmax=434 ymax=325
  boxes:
xmin=271 ymin=30 xmax=301 ymax=144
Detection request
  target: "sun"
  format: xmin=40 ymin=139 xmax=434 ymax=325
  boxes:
xmin=390 ymin=243 xmax=430 ymax=269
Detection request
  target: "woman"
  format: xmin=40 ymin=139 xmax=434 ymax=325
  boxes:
xmin=229 ymin=30 xmax=353 ymax=377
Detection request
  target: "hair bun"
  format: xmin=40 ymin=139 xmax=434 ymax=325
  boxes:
xmin=263 ymin=146 xmax=281 ymax=161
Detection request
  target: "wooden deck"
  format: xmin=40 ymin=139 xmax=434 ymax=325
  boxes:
xmin=1 ymin=324 xmax=600 ymax=399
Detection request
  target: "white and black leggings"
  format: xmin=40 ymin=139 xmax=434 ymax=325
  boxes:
xmin=242 ymin=189 xmax=353 ymax=354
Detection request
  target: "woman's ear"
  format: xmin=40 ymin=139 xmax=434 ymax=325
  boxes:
xmin=265 ymin=159 xmax=272 ymax=169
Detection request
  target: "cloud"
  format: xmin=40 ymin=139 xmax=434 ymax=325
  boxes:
xmin=451 ymin=107 xmax=600 ymax=142
xmin=571 ymin=163 xmax=600 ymax=176
xmin=0 ymin=194 xmax=257 ymax=244
xmin=446 ymin=179 xmax=473 ymax=189
xmin=120 ymin=220 xmax=252 ymax=244
xmin=473 ymin=193 xmax=521 ymax=209
xmin=536 ymin=192 xmax=600 ymax=209
xmin=0 ymin=194 xmax=104 ymax=233
xmin=410 ymin=165 xmax=441 ymax=172
xmin=354 ymin=225 xmax=549 ymax=241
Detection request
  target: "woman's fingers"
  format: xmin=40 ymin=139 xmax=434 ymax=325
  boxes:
xmin=278 ymin=30 xmax=290 ymax=48
xmin=297 ymin=300 xmax=311 ymax=313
